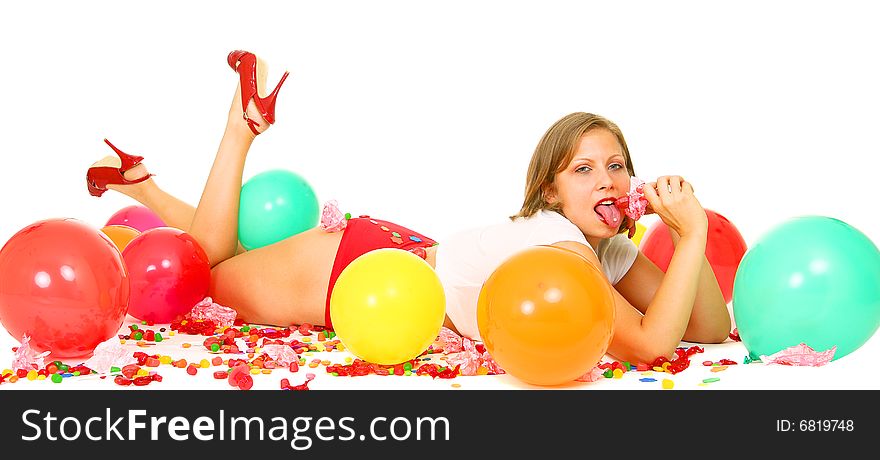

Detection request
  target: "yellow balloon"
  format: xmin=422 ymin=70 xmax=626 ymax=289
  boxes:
xmin=330 ymin=248 xmax=446 ymax=365
xmin=100 ymin=225 xmax=140 ymax=252
xmin=631 ymin=222 xmax=648 ymax=247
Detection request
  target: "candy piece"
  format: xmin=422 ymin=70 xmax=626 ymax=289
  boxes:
xmin=190 ymin=297 xmax=238 ymax=328
xmin=213 ymin=371 xmax=228 ymax=379
xmin=728 ymin=328 xmax=741 ymax=342
xmin=662 ymin=379 xmax=674 ymax=389
xmin=319 ymin=200 xmax=348 ymax=232
xmin=760 ymin=343 xmax=836 ymax=367
xmin=121 ymin=364 xmax=141 ymax=379
xmin=287 ymin=374 xmax=315 ymax=391
xmin=639 ymin=378 xmax=657 ymax=383
xmin=703 ymin=377 xmax=721 ymax=383
xmin=575 ymin=366 xmax=604 ymax=382
xmin=186 ymin=365 xmax=198 ymax=376
xmin=11 ymin=334 xmax=51 ymax=372
xmin=228 ymin=364 xmax=250 ymax=388
xmin=236 ymin=375 xmax=254 ymax=390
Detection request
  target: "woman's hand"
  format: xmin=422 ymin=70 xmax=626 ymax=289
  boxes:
xmin=642 ymin=176 xmax=708 ymax=239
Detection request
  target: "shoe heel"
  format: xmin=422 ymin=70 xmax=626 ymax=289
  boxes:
xmin=256 ymin=71 xmax=289 ymax=124
xmin=104 ymin=139 xmax=144 ymax=171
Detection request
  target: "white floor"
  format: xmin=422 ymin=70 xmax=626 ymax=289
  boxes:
xmin=2 ymin=315 xmax=878 ymax=391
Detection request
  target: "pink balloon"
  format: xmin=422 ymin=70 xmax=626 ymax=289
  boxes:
xmin=0 ymin=218 xmax=129 ymax=358
xmin=106 ymin=205 xmax=166 ymax=232
xmin=122 ymin=227 xmax=211 ymax=323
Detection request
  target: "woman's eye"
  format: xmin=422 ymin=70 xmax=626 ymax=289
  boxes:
xmin=576 ymin=166 xmax=591 ymax=173
xmin=610 ymin=163 xmax=623 ymax=170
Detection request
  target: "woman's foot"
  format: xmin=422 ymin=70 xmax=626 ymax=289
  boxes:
xmin=227 ymin=50 xmax=289 ymax=136
xmin=86 ymin=139 xmax=155 ymax=198
xmin=231 ymin=82 xmax=273 ymax=136
xmin=106 ymin=161 xmax=153 ymax=197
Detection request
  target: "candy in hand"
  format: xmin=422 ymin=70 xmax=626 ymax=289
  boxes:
xmin=615 ymin=177 xmax=648 ymax=221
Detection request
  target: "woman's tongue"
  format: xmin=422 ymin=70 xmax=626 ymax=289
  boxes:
xmin=595 ymin=204 xmax=621 ymax=226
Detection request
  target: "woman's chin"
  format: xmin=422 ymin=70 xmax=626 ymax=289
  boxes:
xmin=581 ymin=222 xmax=619 ymax=240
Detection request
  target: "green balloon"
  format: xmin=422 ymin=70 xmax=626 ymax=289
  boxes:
xmin=732 ymin=216 xmax=880 ymax=361
xmin=238 ymin=169 xmax=319 ymax=250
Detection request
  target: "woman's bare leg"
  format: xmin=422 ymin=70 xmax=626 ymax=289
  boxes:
xmin=103 ymin=56 xmax=279 ymax=262
xmin=108 ymin=174 xmax=197 ymax=232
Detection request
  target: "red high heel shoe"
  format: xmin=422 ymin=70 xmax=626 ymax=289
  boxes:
xmin=227 ymin=50 xmax=289 ymax=135
xmin=86 ymin=139 xmax=155 ymax=197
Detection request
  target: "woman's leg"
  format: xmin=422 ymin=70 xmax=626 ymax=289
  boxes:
xmin=105 ymin=56 xmax=280 ymax=262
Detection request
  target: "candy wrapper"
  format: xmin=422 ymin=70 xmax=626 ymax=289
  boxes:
xmin=760 ymin=343 xmax=836 ymax=367
xmin=190 ymin=297 xmax=238 ymax=328
xmin=436 ymin=327 xmax=465 ymax=354
xmin=261 ymin=344 xmax=299 ymax=367
xmin=83 ymin=338 xmax=139 ymax=374
xmin=615 ymin=176 xmax=648 ymax=222
xmin=11 ymin=335 xmax=51 ymax=371
xmin=445 ymin=338 xmax=483 ymax=376
xmin=480 ymin=351 xmax=505 ymax=375
xmin=319 ymin=200 xmax=348 ymax=233
xmin=437 ymin=327 xmax=505 ymax=375
xmin=575 ymin=366 xmax=604 ymax=382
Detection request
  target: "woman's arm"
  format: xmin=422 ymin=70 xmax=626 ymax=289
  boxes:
xmin=614 ymin=244 xmax=731 ymax=344
xmin=554 ymin=176 xmax=718 ymax=363
xmin=555 ymin=233 xmax=705 ymax=363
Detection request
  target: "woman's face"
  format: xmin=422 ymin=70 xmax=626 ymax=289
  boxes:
xmin=546 ymin=128 xmax=631 ymax=243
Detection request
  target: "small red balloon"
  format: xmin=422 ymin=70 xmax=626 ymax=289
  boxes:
xmin=122 ymin=227 xmax=211 ymax=323
xmin=640 ymin=209 xmax=747 ymax=303
xmin=0 ymin=218 xmax=129 ymax=358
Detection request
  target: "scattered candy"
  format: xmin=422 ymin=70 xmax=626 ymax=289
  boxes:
xmin=728 ymin=328 xmax=741 ymax=342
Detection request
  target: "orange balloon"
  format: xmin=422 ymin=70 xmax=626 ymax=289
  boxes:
xmin=477 ymin=245 xmax=615 ymax=386
xmin=100 ymin=225 xmax=140 ymax=252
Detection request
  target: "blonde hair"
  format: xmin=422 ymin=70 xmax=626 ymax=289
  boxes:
xmin=512 ymin=112 xmax=635 ymax=233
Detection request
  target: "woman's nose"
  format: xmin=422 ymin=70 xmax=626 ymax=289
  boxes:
xmin=596 ymin=171 xmax=614 ymax=190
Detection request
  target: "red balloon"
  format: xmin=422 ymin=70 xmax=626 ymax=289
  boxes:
xmin=122 ymin=227 xmax=211 ymax=323
xmin=640 ymin=209 xmax=747 ymax=303
xmin=0 ymin=219 xmax=129 ymax=358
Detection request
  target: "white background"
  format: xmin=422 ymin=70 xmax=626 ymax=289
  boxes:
xmin=1 ymin=1 xmax=879 ymax=388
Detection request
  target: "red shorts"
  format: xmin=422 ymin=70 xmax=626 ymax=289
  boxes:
xmin=325 ymin=216 xmax=437 ymax=329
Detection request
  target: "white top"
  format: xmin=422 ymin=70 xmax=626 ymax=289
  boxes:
xmin=434 ymin=210 xmax=639 ymax=340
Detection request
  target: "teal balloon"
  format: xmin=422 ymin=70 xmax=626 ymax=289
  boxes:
xmin=732 ymin=216 xmax=880 ymax=361
xmin=238 ymin=169 xmax=319 ymax=250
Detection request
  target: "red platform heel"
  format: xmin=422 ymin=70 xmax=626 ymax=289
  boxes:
xmin=86 ymin=139 xmax=155 ymax=197
xmin=227 ymin=50 xmax=289 ymax=135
